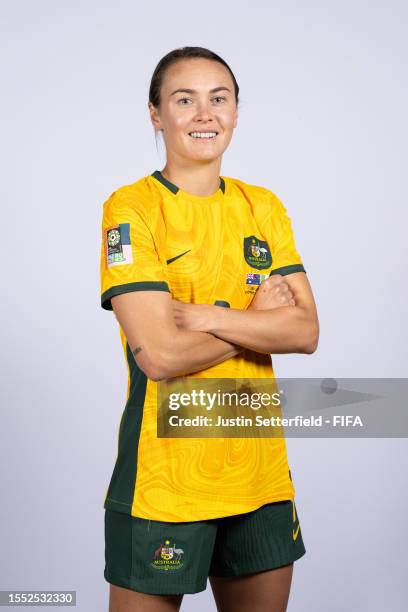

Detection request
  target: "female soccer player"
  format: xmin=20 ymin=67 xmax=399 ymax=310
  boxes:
xmin=100 ymin=46 xmax=319 ymax=612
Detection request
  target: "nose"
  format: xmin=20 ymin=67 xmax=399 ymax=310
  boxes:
xmin=194 ymin=99 xmax=214 ymax=122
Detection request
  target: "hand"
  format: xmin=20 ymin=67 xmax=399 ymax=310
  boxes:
xmin=172 ymin=299 xmax=213 ymax=332
xmin=248 ymin=274 xmax=295 ymax=311
xmin=172 ymin=300 xmax=243 ymax=356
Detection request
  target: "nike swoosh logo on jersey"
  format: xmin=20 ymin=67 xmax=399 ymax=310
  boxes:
xmin=166 ymin=249 xmax=191 ymax=265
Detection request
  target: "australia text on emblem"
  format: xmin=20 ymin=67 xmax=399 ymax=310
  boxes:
xmin=151 ymin=539 xmax=185 ymax=571
xmin=244 ymin=235 xmax=272 ymax=270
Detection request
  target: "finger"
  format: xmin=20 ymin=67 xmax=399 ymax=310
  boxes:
xmin=262 ymin=277 xmax=288 ymax=291
xmin=263 ymin=274 xmax=282 ymax=286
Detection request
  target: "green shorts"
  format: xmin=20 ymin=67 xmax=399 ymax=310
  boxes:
xmin=104 ymin=500 xmax=306 ymax=595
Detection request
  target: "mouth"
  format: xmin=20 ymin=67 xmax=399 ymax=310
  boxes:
xmin=188 ymin=130 xmax=219 ymax=140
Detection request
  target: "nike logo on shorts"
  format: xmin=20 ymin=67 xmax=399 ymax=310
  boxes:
xmin=292 ymin=500 xmax=300 ymax=541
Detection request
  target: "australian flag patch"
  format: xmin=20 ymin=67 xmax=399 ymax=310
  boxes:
xmin=246 ymin=273 xmax=269 ymax=286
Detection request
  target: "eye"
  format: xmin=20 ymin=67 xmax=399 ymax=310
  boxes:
xmin=177 ymin=97 xmax=192 ymax=105
xmin=212 ymin=96 xmax=227 ymax=104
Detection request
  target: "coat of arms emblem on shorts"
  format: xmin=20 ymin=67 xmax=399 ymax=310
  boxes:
xmin=244 ymin=236 xmax=272 ymax=270
xmin=151 ymin=539 xmax=185 ymax=571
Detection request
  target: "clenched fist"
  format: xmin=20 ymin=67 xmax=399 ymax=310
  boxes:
xmin=248 ymin=274 xmax=295 ymax=311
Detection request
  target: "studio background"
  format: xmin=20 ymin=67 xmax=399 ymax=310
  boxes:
xmin=1 ymin=0 xmax=407 ymax=610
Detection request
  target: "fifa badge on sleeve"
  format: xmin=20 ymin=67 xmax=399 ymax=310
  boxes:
xmin=105 ymin=223 xmax=133 ymax=268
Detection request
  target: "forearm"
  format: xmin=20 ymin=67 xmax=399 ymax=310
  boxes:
xmin=139 ymin=329 xmax=242 ymax=381
xmin=112 ymin=292 xmax=243 ymax=381
xmin=206 ymin=305 xmax=318 ymax=355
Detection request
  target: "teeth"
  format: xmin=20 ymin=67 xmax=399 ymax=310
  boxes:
xmin=189 ymin=132 xmax=217 ymax=138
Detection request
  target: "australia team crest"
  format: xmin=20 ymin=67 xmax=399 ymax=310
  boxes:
xmin=244 ymin=236 xmax=272 ymax=270
xmin=151 ymin=539 xmax=185 ymax=571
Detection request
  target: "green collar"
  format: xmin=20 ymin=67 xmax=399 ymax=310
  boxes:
xmin=151 ymin=170 xmax=225 ymax=195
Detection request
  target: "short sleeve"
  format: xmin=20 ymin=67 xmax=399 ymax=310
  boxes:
xmin=100 ymin=190 xmax=171 ymax=311
xmin=268 ymin=193 xmax=306 ymax=277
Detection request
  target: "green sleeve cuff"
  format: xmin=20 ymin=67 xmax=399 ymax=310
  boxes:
xmin=101 ymin=281 xmax=170 ymax=311
xmin=269 ymin=264 xmax=306 ymax=276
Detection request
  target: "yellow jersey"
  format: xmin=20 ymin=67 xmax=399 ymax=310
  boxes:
xmin=100 ymin=169 xmax=306 ymax=522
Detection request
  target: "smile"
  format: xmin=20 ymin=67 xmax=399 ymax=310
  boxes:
xmin=188 ymin=131 xmax=218 ymax=139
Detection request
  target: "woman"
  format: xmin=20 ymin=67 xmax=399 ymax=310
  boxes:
xmin=100 ymin=46 xmax=319 ymax=612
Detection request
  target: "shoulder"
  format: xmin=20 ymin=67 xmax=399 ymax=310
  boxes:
xmin=224 ymin=175 xmax=285 ymax=214
xmin=225 ymin=175 xmax=281 ymax=202
xmin=101 ymin=174 xmax=164 ymax=219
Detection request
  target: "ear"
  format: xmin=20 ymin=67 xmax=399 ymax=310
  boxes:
xmin=148 ymin=102 xmax=163 ymax=131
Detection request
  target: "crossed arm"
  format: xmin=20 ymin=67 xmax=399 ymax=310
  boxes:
xmin=172 ymin=272 xmax=319 ymax=355
xmin=111 ymin=272 xmax=319 ymax=381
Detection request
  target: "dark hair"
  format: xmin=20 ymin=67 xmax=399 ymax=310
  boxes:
xmin=148 ymin=46 xmax=239 ymax=108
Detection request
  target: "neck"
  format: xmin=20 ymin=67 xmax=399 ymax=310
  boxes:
xmin=160 ymin=160 xmax=222 ymax=197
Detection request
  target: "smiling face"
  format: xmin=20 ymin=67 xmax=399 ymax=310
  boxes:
xmin=149 ymin=58 xmax=238 ymax=164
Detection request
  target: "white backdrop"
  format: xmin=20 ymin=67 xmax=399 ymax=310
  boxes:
xmin=1 ymin=0 xmax=407 ymax=610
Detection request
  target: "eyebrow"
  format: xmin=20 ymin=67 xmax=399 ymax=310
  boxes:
xmin=170 ymin=86 xmax=232 ymax=96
